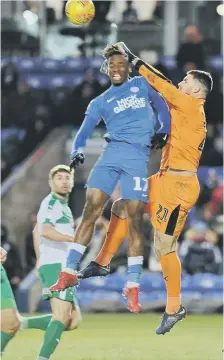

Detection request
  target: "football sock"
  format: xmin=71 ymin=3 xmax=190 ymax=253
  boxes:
xmin=127 ymin=256 xmax=144 ymax=287
xmin=0 ymin=331 xmax=15 ymax=352
xmin=159 ymin=251 xmax=181 ymax=314
xmin=21 ymin=314 xmax=52 ymax=331
xmin=38 ymin=320 xmax=65 ymax=359
xmin=95 ymin=214 xmax=128 ymax=266
xmin=66 ymin=243 xmax=87 ymax=271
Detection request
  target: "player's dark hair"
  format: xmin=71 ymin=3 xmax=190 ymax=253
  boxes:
xmin=103 ymin=44 xmax=126 ymax=60
xmin=187 ymin=70 xmax=213 ymax=96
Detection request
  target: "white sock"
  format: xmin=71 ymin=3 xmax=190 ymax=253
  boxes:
xmin=69 ymin=243 xmax=87 ymax=254
xmin=128 ymin=256 xmax=144 ymax=266
xmin=126 ymin=281 xmax=140 ymax=288
xmin=17 ymin=313 xmax=27 ymax=330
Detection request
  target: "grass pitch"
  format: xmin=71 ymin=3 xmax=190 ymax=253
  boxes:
xmin=6 ymin=313 xmax=222 ymax=360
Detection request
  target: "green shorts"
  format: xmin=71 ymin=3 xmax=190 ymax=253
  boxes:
xmin=0 ymin=264 xmax=17 ymax=310
xmin=38 ymin=263 xmax=78 ymax=305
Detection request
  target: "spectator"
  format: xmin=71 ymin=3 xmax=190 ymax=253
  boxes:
xmin=1 ymin=225 xmax=23 ymax=293
xmin=154 ymin=61 xmax=171 ymax=81
xmin=122 ymin=1 xmax=139 ymax=24
xmin=152 ymin=1 xmax=163 ymax=22
xmin=1 ymin=131 xmax=22 ymax=175
xmin=205 ymin=73 xmax=223 ymax=125
xmin=93 ymin=1 xmax=111 ymax=24
xmin=1 ymin=157 xmax=11 ymax=182
xmin=49 ymin=87 xmax=71 ymax=127
xmin=202 ymin=183 xmax=223 ymax=228
xmin=200 ymin=126 xmax=223 ymax=166
xmin=1 ymin=62 xmax=19 ymax=99
xmin=197 ymin=168 xmax=220 ymax=207
xmin=176 ymin=25 xmax=205 ymax=75
xmin=18 ymin=116 xmax=51 ymax=161
xmin=68 ymin=68 xmax=106 ymax=127
xmin=179 ymin=221 xmax=222 ymax=275
xmin=2 ymin=80 xmax=38 ymax=129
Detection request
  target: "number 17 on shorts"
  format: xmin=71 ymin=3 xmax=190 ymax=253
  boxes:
xmin=133 ymin=177 xmax=148 ymax=202
xmin=120 ymin=175 xmax=149 ymax=203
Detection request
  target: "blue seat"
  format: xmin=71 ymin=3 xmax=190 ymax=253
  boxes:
xmin=191 ymin=273 xmax=223 ymax=292
xmin=140 ymin=272 xmax=165 ymax=292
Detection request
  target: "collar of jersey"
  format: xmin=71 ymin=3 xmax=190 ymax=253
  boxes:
xmin=110 ymin=78 xmax=130 ymax=91
xmin=51 ymin=192 xmax=68 ymax=204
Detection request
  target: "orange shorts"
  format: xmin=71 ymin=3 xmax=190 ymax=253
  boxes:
xmin=145 ymin=171 xmax=200 ymax=237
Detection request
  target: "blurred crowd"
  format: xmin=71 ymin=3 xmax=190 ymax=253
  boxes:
xmin=1 ymin=64 xmax=109 ymax=181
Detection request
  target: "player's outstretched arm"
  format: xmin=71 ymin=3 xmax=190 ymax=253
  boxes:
xmin=116 ymin=42 xmax=188 ymax=107
xmin=70 ymin=100 xmax=102 ymax=169
xmin=147 ymin=85 xmax=171 ymax=149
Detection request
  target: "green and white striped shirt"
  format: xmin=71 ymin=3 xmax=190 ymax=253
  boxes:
xmin=37 ymin=192 xmax=74 ymax=265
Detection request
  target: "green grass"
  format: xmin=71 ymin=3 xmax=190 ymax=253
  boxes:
xmin=5 ymin=313 xmax=222 ymax=360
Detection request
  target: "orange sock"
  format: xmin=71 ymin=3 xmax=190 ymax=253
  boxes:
xmin=95 ymin=214 xmax=128 ymax=266
xmin=159 ymin=252 xmax=181 ymax=314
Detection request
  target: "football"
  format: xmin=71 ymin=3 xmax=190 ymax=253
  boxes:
xmin=65 ymin=0 xmax=95 ymax=26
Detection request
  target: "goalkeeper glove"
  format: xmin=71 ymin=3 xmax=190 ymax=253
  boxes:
xmin=115 ymin=42 xmax=137 ymax=63
xmin=150 ymin=133 xmax=169 ymax=150
xmin=69 ymin=151 xmax=85 ymax=170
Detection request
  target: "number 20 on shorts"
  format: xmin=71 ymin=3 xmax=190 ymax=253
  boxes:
xmin=133 ymin=177 xmax=148 ymax=192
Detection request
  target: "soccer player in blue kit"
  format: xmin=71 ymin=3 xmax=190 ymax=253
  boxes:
xmin=51 ymin=44 xmax=171 ymax=312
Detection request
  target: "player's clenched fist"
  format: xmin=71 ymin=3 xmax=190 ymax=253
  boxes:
xmin=69 ymin=151 xmax=85 ymax=170
xmin=0 ymin=247 xmax=7 ymax=264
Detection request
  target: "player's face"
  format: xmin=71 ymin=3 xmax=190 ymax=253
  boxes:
xmin=51 ymin=171 xmax=72 ymax=196
xmin=108 ymin=54 xmax=129 ymax=85
xmin=178 ymin=74 xmax=199 ymax=95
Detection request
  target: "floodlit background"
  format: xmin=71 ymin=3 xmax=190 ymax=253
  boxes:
xmin=1 ymin=1 xmax=223 ymax=359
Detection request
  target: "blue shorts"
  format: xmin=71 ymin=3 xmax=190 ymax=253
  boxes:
xmin=87 ymin=141 xmax=149 ymax=203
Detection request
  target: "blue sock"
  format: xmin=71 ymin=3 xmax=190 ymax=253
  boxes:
xmin=127 ymin=256 xmax=143 ymax=286
xmin=66 ymin=244 xmax=86 ymax=271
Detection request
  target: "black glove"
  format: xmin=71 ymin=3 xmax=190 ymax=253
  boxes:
xmin=115 ymin=42 xmax=136 ymax=63
xmin=150 ymin=133 xmax=169 ymax=150
xmin=69 ymin=152 xmax=85 ymax=170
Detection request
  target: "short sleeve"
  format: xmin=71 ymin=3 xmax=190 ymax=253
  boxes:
xmin=42 ymin=199 xmax=62 ymax=227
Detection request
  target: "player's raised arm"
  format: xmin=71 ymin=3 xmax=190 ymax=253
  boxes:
xmin=147 ymin=84 xmax=171 ymax=149
xmin=116 ymin=42 xmax=190 ymax=108
xmin=70 ymin=99 xmax=102 ymax=169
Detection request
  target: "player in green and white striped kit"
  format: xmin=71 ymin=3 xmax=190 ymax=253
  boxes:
xmin=36 ymin=164 xmax=81 ymax=360
xmin=0 ymin=246 xmax=52 ymax=355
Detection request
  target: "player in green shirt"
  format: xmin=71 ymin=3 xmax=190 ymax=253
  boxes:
xmin=0 ymin=246 xmax=52 ymax=355
xmin=35 ymin=164 xmax=81 ymax=360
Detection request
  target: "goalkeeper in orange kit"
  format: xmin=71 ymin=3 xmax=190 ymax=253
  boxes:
xmin=79 ymin=42 xmax=213 ymax=335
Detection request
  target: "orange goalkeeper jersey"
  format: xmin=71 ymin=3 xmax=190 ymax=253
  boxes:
xmin=139 ymin=64 xmax=206 ymax=172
